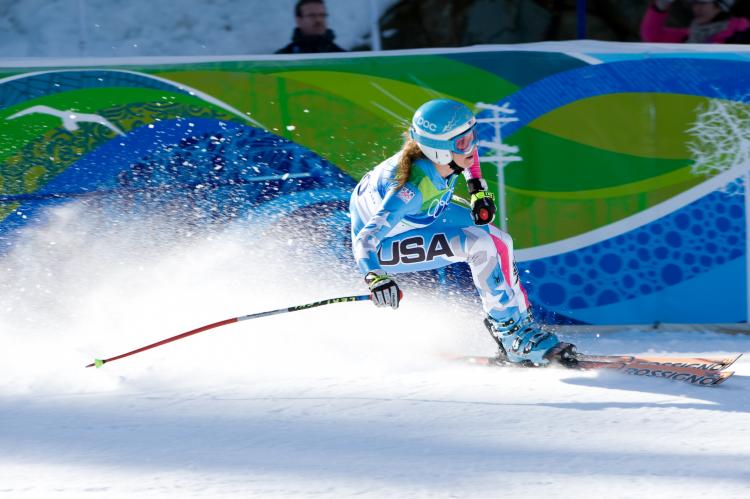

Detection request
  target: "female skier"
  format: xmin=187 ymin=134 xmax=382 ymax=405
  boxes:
xmin=349 ymin=98 xmax=574 ymax=366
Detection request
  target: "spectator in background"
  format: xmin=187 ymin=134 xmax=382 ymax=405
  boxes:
xmin=641 ymin=0 xmax=750 ymax=43
xmin=276 ymin=0 xmax=345 ymax=54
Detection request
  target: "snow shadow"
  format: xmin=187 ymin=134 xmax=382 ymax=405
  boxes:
xmin=1 ymin=392 xmax=749 ymax=489
xmin=558 ymin=370 xmax=750 ymax=412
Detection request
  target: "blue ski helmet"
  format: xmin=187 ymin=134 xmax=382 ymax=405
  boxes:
xmin=409 ymin=99 xmax=477 ymax=165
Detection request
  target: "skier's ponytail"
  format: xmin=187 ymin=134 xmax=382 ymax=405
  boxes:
xmin=396 ymin=137 xmax=424 ymax=189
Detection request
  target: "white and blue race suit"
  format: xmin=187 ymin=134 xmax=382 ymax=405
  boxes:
xmin=349 ymin=151 xmax=531 ymax=322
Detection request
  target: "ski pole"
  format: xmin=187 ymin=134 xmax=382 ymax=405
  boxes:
xmin=85 ymin=294 xmax=372 ymax=369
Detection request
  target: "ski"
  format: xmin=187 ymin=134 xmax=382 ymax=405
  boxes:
xmin=573 ymin=357 xmax=734 ymax=387
xmin=576 ymin=353 xmax=741 ymax=371
xmin=450 ymin=353 xmax=735 ymax=387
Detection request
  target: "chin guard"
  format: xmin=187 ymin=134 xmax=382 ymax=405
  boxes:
xmin=449 ymin=160 xmax=465 ymax=174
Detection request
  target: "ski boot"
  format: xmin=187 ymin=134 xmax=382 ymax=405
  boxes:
xmin=483 ymin=311 xmax=576 ymax=367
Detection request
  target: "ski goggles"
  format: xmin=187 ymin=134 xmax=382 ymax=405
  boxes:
xmin=412 ymin=125 xmax=478 ymax=155
xmin=451 ymin=127 xmax=477 ymax=154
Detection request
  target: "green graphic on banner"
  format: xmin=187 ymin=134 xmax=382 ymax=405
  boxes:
xmin=1 ymin=46 xmax=748 ymax=323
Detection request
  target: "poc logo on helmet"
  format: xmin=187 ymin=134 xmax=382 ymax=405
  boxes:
xmin=415 ymin=116 xmax=437 ymax=132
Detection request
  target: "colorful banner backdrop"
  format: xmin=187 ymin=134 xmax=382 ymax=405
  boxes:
xmin=2 ymin=42 xmax=749 ymax=324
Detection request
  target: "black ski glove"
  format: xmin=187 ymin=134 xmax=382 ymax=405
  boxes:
xmin=467 ymin=178 xmax=496 ymax=226
xmin=365 ymin=271 xmax=401 ymax=309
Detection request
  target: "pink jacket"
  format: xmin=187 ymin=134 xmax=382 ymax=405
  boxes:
xmin=640 ymin=4 xmax=750 ymax=43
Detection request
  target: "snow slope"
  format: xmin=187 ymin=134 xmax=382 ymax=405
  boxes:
xmin=0 ymin=203 xmax=749 ymax=498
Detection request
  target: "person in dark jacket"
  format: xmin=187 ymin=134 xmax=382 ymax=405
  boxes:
xmin=276 ymin=0 xmax=345 ymax=54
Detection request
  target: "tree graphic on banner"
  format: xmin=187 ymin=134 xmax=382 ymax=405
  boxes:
xmin=687 ymin=98 xmax=750 ymax=195
xmin=687 ymin=97 xmax=750 ymax=320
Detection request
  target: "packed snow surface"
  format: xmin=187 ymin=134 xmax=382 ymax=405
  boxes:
xmin=1 ymin=203 xmax=749 ymax=498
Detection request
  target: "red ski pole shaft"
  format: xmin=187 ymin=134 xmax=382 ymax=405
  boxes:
xmin=86 ymin=294 xmax=371 ymax=369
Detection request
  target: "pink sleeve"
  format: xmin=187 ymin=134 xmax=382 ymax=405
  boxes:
xmin=712 ymin=17 xmax=750 ymax=43
xmin=462 ymin=149 xmax=483 ymax=180
xmin=640 ymin=4 xmax=688 ymax=43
